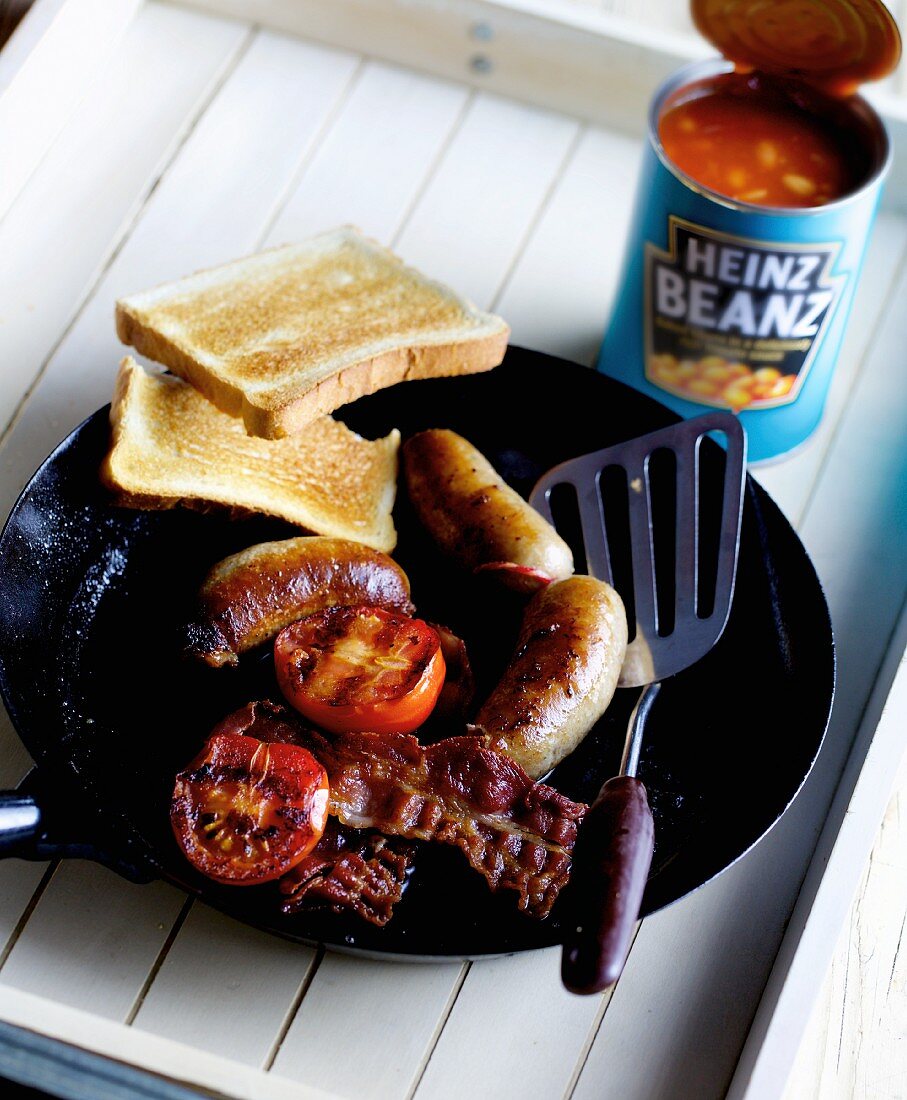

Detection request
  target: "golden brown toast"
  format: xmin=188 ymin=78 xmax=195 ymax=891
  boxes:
xmin=115 ymin=227 xmax=509 ymax=438
xmin=101 ymin=357 xmax=400 ymax=551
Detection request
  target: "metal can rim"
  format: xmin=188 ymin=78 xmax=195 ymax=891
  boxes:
xmin=647 ymin=58 xmax=892 ymax=218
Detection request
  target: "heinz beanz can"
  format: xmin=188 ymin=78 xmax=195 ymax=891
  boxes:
xmin=599 ymin=0 xmax=899 ymax=464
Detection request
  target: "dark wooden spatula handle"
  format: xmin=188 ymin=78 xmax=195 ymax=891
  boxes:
xmin=561 ymin=775 xmax=655 ymax=994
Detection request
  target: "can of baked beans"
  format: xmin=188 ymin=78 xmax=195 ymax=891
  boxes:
xmin=599 ymin=0 xmax=901 ymax=463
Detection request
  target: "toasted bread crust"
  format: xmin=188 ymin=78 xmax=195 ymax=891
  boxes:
xmin=115 ymin=307 xmax=250 ymax=422
xmin=250 ymin=332 xmax=509 ymax=439
xmin=116 ymin=309 xmax=507 ymax=439
xmin=115 ymin=228 xmax=509 ymax=438
xmin=102 ymin=358 xmax=400 ymax=550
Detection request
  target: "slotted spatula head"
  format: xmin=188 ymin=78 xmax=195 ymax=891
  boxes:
xmin=530 ymin=412 xmax=747 ymax=688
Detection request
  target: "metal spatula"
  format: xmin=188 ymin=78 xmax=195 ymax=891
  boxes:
xmin=529 ymin=411 xmax=747 ymax=994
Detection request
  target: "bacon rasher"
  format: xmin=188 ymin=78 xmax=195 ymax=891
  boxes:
xmin=279 ymin=821 xmax=415 ymax=926
xmin=211 ymin=701 xmax=587 ymax=921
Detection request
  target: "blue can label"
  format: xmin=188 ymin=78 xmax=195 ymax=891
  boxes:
xmin=644 ymin=216 xmax=846 ymax=411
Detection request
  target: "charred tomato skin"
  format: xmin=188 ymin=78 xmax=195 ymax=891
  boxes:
xmin=274 ymin=605 xmax=446 ymax=735
xmin=171 ymin=733 xmax=329 ymax=885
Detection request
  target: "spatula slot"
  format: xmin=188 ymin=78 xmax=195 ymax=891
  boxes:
xmin=695 ymin=430 xmax=729 ymax=622
xmin=599 ymin=464 xmax=636 ymax=641
xmin=647 ymin=447 xmax=677 ymax=637
xmin=547 ymin=481 xmax=588 ymax=576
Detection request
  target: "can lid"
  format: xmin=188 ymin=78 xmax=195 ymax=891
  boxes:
xmin=691 ymin=0 xmax=902 ymax=94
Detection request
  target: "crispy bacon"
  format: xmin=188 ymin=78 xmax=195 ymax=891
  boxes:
xmin=216 ymin=701 xmax=587 ymax=919
xmin=280 ymin=821 xmax=415 ymax=926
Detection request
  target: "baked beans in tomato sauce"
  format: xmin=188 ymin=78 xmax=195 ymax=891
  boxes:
xmin=659 ymin=71 xmax=873 ymax=208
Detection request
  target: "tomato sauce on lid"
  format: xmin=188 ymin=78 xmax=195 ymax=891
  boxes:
xmin=658 ymin=0 xmax=900 ymax=208
xmin=691 ymin=0 xmax=901 ymax=96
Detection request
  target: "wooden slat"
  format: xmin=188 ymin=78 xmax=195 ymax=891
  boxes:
xmin=0 ymin=986 xmax=335 ymax=1100
xmin=782 ymin=766 xmax=907 ymax=1099
xmin=271 ymin=956 xmax=462 ymax=1099
xmin=0 ymin=0 xmax=141 ymax=222
xmin=0 ymin=0 xmax=248 ymax=438
xmin=394 ymin=93 xmax=580 ymax=307
xmin=0 ymin=25 xmax=361 ymax=1019
xmin=0 ymin=863 xmax=185 ymax=1020
xmin=179 ymin=0 xmax=699 ymax=135
xmin=755 ymin=213 xmax=907 ymax=525
xmin=269 ymin=61 xmax=469 ymax=244
xmin=414 ymin=949 xmax=609 ymax=1100
xmin=132 ymin=905 xmax=317 ymax=1065
xmin=732 ymin=612 xmax=907 ymax=1098
xmin=495 ymin=124 xmax=641 ymax=364
xmin=0 ymin=863 xmax=47 ymax=963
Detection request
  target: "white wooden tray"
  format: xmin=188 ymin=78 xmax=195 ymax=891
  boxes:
xmin=0 ymin=2 xmax=905 ymax=1098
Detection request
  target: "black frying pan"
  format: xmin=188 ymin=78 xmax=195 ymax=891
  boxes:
xmin=0 ymin=349 xmax=834 ymax=959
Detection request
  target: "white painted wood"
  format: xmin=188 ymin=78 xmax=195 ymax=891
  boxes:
xmin=0 ymin=986 xmax=338 ymax=1100
xmin=730 ymin=614 xmax=907 ymax=1097
xmin=179 ymin=0 xmax=700 ymax=134
xmin=0 ymin=0 xmax=141 ymax=222
xmin=132 ymin=904 xmax=317 ymax=1065
xmin=268 ymin=61 xmax=469 ymax=244
xmin=495 ymin=125 xmax=641 ymax=364
xmin=755 ymin=214 xmax=907 ymax=525
xmin=782 ymin=754 xmax=907 ymax=1098
xmin=0 ymin=862 xmax=47 ymax=960
xmin=0 ymin=862 xmax=186 ymax=1019
xmin=0 ymin=1 xmax=248 ymax=439
xmin=272 ymin=955 xmax=463 ymax=1098
xmin=395 ymin=93 xmax=580 ymax=307
xmin=415 ymin=949 xmax=608 ymax=1100
xmin=180 ymin=0 xmax=907 ymax=215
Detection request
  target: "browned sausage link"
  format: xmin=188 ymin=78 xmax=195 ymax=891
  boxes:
xmin=403 ymin=429 xmax=573 ymax=593
xmin=184 ymin=536 xmax=413 ymax=668
xmin=475 ymin=576 xmax=627 ymax=779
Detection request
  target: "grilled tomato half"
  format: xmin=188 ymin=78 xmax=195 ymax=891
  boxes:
xmin=171 ymin=733 xmax=329 ymax=884
xmin=274 ymin=605 xmax=445 ymax=735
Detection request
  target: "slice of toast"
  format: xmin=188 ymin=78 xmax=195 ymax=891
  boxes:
xmin=101 ymin=357 xmax=400 ymax=551
xmin=115 ymin=227 xmax=509 ymax=439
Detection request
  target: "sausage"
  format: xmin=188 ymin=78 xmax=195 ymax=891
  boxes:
xmin=184 ymin=536 xmax=413 ymax=668
xmin=474 ymin=575 xmax=627 ymax=778
xmin=403 ymin=429 xmax=573 ymax=593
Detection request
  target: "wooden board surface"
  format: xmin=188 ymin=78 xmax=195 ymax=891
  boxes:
xmin=0 ymin=3 xmax=906 ymax=1098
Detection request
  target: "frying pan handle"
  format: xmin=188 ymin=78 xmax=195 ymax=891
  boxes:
xmin=0 ymin=791 xmax=42 ymax=853
xmin=0 ymin=771 xmax=155 ymax=881
xmin=561 ymin=776 xmax=654 ymax=995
